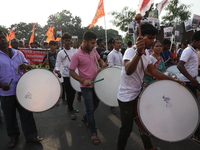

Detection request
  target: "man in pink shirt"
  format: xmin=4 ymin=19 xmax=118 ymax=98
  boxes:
xmin=69 ymin=31 xmax=106 ymax=145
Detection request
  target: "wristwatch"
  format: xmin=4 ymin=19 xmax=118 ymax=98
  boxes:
xmin=136 ymin=50 xmax=143 ymax=56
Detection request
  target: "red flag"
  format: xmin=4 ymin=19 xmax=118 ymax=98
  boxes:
xmin=89 ymin=0 xmax=105 ymax=29
xmin=137 ymin=0 xmax=154 ymax=16
xmin=46 ymin=26 xmax=55 ymax=42
xmin=157 ymin=0 xmax=168 ymax=15
xmin=29 ymin=23 xmax=36 ymax=44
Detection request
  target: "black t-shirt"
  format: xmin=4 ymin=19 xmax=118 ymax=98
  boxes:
xmin=42 ymin=52 xmax=57 ymax=72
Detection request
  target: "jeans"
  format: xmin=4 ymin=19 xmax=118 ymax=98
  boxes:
xmin=117 ymin=99 xmax=153 ymax=150
xmin=0 ymin=95 xmax=38 ymax=140
xmin=81 ymin=87 xmax=99 ymax=134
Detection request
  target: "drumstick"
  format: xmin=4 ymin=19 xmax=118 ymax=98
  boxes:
xmin=8 ymin=79 xmax=13 ymax=86
xmin=91 ymin=78 xmax=104 ymax=84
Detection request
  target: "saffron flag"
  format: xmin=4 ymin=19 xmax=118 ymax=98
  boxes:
xmin=46 ymin=26 xmax=55 ymax=42
xmin=9 ymin=30 xmax=16 ymax=41
xmin=89 ymin=0 xmax=105 ymax=29
xmin=137 ymin=0 xmax=154 ymax=16
xmin=29 ymin=23 xmax=37 ymax=44
xmin=157 ymin=0 xmax=168 ymax=15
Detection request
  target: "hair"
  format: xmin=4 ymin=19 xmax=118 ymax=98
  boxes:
xmin=127 ymin=41 xmax=132 ymax=47
xmin=152 ymin=40 xmax=161 ymax=48
xmin=192 ymin=31 xmax=200 ymax=41
xmin=61 ymin=32 xmax=71 ymax=40
xmin=11 ymin=38 xmax=19 ymax=43
xmin=140 ymin=22 xmax=158 ymax=36
xmin=96 ymin=38 xmax=104 ymax=46
xmin=43 ymin=42 xmax=48 ymax=46
xmin=162 ymin=38 xmax=171 ymax=45
xmin=112 ymin=38 xmax=120 ymax=44
xmin=108 ymin=38 xmax=114 ymax=44
xmin=49 ymin=40 xmax=57 ymax=46
xmin=83 ymin=31 xmax=96 ymax=41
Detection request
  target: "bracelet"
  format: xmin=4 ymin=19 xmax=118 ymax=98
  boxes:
xmin=136 ymin=50 xmax=143 ymax=56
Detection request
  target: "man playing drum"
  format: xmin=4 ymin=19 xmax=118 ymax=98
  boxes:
xmin=177 ymin=31 xmax=200 ymax=143
xmin=69 ymin=31 xmax=106 ymax=145
xmin=117 ymin=23 xmax=185 ymax=150
xmin=0 ymin=31 xmax=42 ymax=148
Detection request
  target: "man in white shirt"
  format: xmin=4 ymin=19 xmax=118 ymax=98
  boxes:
xmin=117 ymin=22 xmax=185 ymax=150
xmin=55 ymin=32 xmax=78 ymax=120
xmin=177 ymin=31 xmax=200 ymax=143
xmin=107 ymin=39 xmax=122 ymax=67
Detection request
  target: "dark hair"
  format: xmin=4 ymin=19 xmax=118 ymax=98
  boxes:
xmin=61 ymin=32 xmax=72 ymax=40
xmin=49 ymin=40 xmax=57 ymax=46
xmin=152 ymin=40 xmax=161 ymax=48
xmin=108 ymin=38 xmax=114 ymax=44
xmin=140 ymin=22 xmax=158 ymax=36
xmin=127 ymin=41 xmax=132 ymax=47
xmin=83 ymin=31 xmax=96 ymax=41
xmin=43 ymin=42 xmax=48 ymax=46
xmin=192 ymin=31 xmax=200 ymax=41
xmin=162 ymin=38 xmax=171 ymax=45
xmin=112 ymin=38 xmax=120 ymax=44
xmin=96 ymin=38 xmax=104 ymax=46
xmin=11 ymin=38 xmax=19 ymax=43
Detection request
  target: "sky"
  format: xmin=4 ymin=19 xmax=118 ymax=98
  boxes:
xmin=1 ymin=0 xmax=200 ymax=35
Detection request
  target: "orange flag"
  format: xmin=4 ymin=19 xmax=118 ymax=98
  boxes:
xmin=46 ymin=26 xmax=55 ymax=42
xmin=89 ymin=0 xmax=105 ymax=29
xmin=29 ymin=23 xmax=37 ymax=44
xmin=9 ymin=30 xmax=16 ymax=41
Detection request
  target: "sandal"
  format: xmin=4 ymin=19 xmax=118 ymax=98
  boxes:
xmin=91 ymin=134 xmax=100 ymax=145
xmin=81 ymin=118 xmax=88 ymax=127
xmin=7 ymin=138 xmax=18 ymax=148
xmin=27 ymin=136 xmax=43 ymax=143
xmin=70 ymin=114 xmax=77 ymax=120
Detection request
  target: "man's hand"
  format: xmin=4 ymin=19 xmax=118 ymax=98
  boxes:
xmin=0 ymin=83 xmax=10 ymax=91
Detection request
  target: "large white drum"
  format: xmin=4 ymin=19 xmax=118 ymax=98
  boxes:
xmin=166 ymin=65 xmax=181 ymax=79
xmin=16 ymin=69 xmax=61 ymax=112
xmin=70 ymin=69 xmax=81 ymax=92
xmin=94 ymin=66 xmax=122 ymax=107
xmin=135 ymin=80 xmax=200 ymax=142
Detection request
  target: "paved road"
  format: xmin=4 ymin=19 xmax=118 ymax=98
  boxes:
xmin=0 ymin=93 xmax=200 ymax=150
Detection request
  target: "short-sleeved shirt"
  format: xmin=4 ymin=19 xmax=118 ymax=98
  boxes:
xmin=107 ymin=49 xmax=123 ymax=67
xmin=0 ymin=48 xmax=28 ymax=96
xmin=179 ymin=45 xmax=198 ymax=82
xmin=69 ymin=48 xmax=100 ymax=88
xmin=55 ymin=48 xmax=77 ymax=77
xmin=42 ymin=52 xmax=57 ymax=72
xmin=117 ymin=48 xmax=152 ymax=102
xmin=160 ymin=50 xmax=171 ymax=68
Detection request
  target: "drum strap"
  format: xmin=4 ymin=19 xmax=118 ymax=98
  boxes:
xmin=16 ymin=50 xmax=23 ymax=74
xmin=63 ymin=50 xmax=71 ymax=62
xmin=92 ymin=50 xmax=100 ymax=68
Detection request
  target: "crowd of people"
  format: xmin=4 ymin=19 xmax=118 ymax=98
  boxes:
xmin=1 ymin=21 xmax=200 ymax=149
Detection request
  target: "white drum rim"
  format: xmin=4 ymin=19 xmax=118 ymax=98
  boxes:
xmin=94 ymin=66 xmax=121 ymax=107
xmin=16 ymin=68 xmax=62 ymax=112
xmin=137 ymin=79 xmax=200 ymax=142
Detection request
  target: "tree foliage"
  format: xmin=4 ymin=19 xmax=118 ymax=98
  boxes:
xmin=161 ymin=0 xmax=191 ymax=26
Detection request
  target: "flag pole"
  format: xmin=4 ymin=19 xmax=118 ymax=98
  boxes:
xmin=104 ymin=15 xmax=108 ymax=50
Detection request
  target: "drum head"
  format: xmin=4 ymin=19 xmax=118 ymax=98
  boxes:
xmin=138 ymin=80 xmax=199 ymax=142
xmin=70 ymin=69 xmax=81 ymax=92
xmin=94 ymin=66 xmax=121 ymax=107
xmin=16 ymin=69 xmax=61 ymax=112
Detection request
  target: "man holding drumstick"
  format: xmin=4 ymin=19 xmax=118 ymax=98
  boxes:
xmin=0 ymin=31 xmax=42 ymax=148
xmin=117 ymin=22 xmax=185 ymax=150
xmin=69 ymin=31 xmax=106 ymax=145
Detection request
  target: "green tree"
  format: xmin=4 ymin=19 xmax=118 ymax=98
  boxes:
xmin=161 ymin=0 xmax=191 ymax=26
xmin=109 ymin=6 xmax=136 ymax=43
xmin=0 ymin=25 xmax=8 ymax=33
